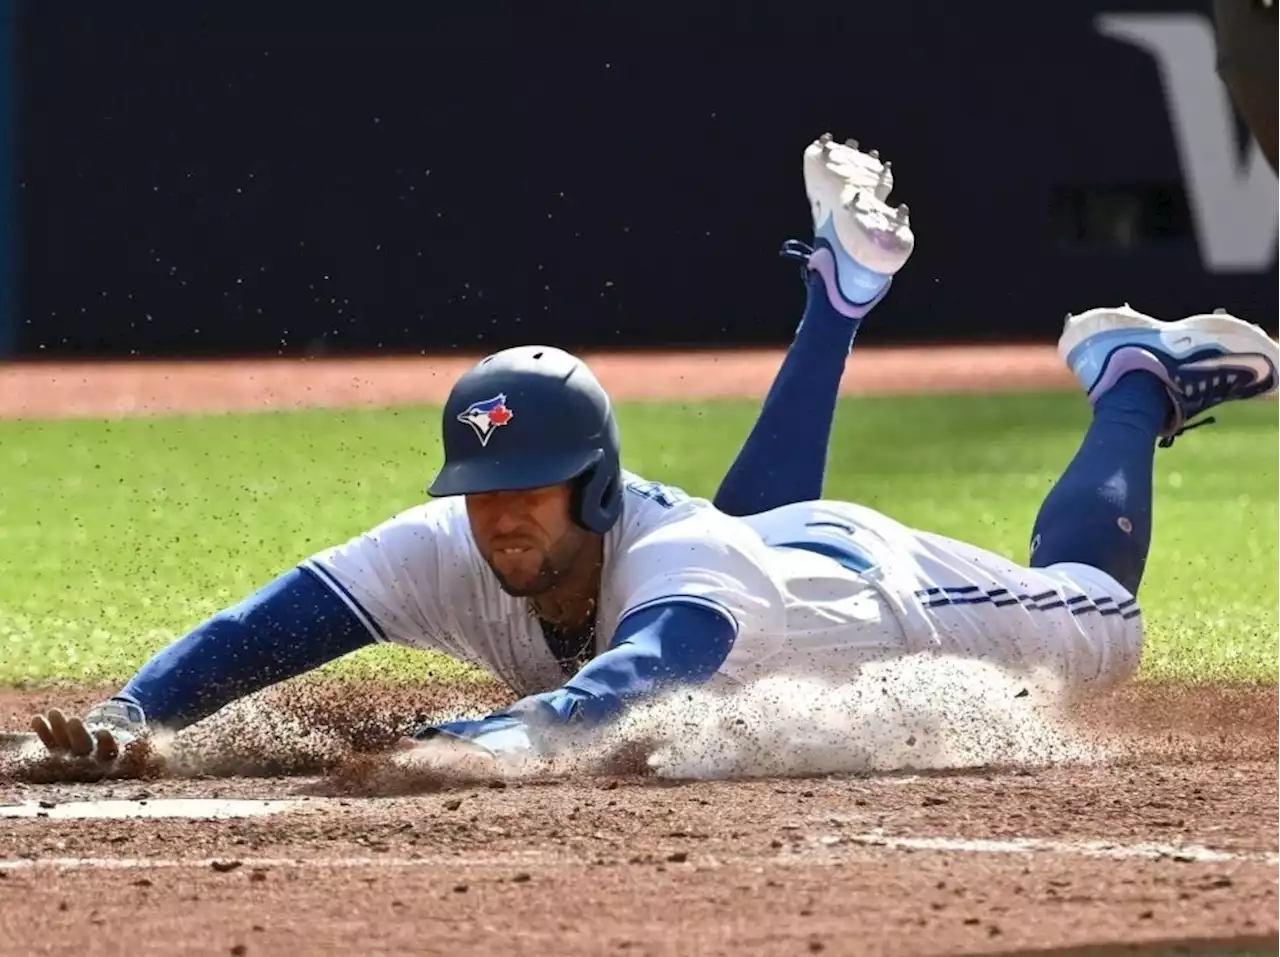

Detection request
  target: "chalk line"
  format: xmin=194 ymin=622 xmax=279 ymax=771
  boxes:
xmin=1 ymin=833 xmax=1274 ymax=872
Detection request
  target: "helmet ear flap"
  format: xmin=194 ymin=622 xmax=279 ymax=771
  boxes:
xmin=572 ymin=457 xmax=623 ymax=534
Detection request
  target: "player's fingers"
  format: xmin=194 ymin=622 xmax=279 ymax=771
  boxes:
xmin=64 ymin=717 xmax=95 ymax=758
xmin=92 ymin=728 xmax=118 ymax=764
xmin=30 ymin=714 xmax=60 ymax=752
xmin=45 ymin=708 xmax=73 ymax=750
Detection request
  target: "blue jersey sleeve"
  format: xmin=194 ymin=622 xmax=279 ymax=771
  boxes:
xmin=119 ymin=565 xmax=375 ymax=731
xmin=506 ymin=599 xmax=738 ymax=730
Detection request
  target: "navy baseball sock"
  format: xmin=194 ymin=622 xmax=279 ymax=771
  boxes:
xmin=714 ymin=267 xmax=864 ymax=516
xmin=1029 ymin=371 xmax=1171 ymax=594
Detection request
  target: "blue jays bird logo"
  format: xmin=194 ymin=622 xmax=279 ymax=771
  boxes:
xmin=457 ymin=394 xmax=515 ymax=446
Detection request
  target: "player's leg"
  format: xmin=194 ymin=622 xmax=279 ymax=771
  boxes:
xmin=1029 ymin=306 xmax=1280 ymax=594
xmin=1026 ymin=367 xmax=1167 ymax=594
xmin=796 ymin=306 xmax=1280 ymax=697
xmin=714 ymin=135 xmax=913 ymax=517
xmin=713 ymin=268 xmax=871 ymax=517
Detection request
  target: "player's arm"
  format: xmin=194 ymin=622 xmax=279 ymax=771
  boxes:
xmin=123 ymin=565 xmax=376 ymax=728
xmin=453 ymin=593 xmax=742 ymax=742
xmin=426 ymin=525 xmax=783 ymax=754
xmin=33 ymin=507 xmax=456 ymax=760
xmin=517 ymin=599 xmax=737 ymax=724
xmin=31 ymin=566 xmax=375 ymax=759
xmin=420 ymin=599 xmax=735 ymax=758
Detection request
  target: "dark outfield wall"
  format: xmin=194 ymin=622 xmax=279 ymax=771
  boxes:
xmin=11 ymin=0 xmax=1278 ymax=358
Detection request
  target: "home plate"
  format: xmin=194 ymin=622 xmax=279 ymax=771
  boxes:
xmin=0 ymin=799 xmax=301 ymax=820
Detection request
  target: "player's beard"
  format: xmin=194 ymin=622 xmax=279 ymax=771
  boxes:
xmin=485 ymin=534 xmax=585 ymax=598
xmin=486 ymin=551 xmax=568 ymax=597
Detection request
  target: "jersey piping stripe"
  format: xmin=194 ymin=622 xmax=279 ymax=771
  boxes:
xmin=912 ymin=586 xmax=1141 ymax=620
xmin=301 ymin=561 xmax=390 ymax=643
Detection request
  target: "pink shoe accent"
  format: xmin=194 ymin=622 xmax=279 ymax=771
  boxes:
xmin=1088 ymin=346 xmax=1182 ymax=436
xmin=808 ymin=247 xmax=891 ymax=319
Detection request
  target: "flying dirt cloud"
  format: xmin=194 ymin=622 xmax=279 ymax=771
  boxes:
xmin=2 ymin=654 xmax=1103 ymax=790
xmin=363 ymin=653 xmax=1104 ymax=792
xmin=574 ymin=653 xmax=1102 ymax=780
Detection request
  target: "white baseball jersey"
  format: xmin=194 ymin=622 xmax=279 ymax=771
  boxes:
xmin=305 ymin=472 xmax=1142 ymax=697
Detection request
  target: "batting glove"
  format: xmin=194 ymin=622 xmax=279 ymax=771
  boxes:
xmin=31 ymin=697 xmax=148 ymax=764
xmin=406 ymin=684 xmax=613 ymax=761
xmin=425 ymin=715 xmax=540 ymax=759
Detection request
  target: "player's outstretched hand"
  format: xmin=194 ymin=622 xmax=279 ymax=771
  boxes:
xmin=30 ymin=699 xmax=147 ymax=765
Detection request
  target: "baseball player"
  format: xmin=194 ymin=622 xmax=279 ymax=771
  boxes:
xmin=30 ymin=134 xmax=1279 ymax=768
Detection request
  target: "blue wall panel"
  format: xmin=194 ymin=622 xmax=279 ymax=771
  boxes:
xmin=0 ymin=0 xmax=14 ymax=358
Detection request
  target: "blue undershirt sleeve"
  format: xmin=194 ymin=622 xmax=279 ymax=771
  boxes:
xmin=511 ymin=599 xmax=738 ymax=729
xmin=118 ymin=565 xmax=376 ymax=731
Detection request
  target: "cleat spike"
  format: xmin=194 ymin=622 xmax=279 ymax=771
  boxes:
xmin=844 ymin=137 xmax=859 ymax=149
xmin=818 ymin=132 xmax=834 ymax=145
xmin=897 ymin=203 xmax=910 ymax=216
xmin=868 ymin=148 xmax=880 ymax=159
xmin=882 ymin=160 xmax=892 ymax=171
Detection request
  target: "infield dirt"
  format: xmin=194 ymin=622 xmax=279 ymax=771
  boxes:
xmin=0 ymin=350 xmax=1275 ymax=957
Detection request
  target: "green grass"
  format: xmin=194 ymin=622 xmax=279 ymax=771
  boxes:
xmin=0 ymin=392 xmax=1275 ymax=686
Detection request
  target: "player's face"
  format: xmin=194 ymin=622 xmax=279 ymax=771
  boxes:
xmin=466 ymin=484 xmax=591 ymax=596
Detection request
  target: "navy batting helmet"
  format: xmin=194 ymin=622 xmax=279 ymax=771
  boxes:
xmin=427 ymin=346 xmax=623 ymax=534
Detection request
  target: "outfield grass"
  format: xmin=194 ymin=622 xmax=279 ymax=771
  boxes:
xmin=0 ymin=391 xmax=1275 ymax=686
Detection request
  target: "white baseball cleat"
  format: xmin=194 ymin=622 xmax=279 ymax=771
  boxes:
xmin=800 ymin=132 xmax=915 ymax=316
xmin=1059 ymin=304 xmax=1280 ymax=445
xmin=803 ymin=133 xmax=895 ymax=204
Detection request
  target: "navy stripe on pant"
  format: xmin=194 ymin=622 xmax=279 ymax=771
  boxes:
xmin=913 ymin=585 xmax=1141 ymax=621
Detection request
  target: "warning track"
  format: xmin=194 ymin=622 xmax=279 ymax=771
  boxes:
xmin=0 ymin=345 xmax=1071 ymax=419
